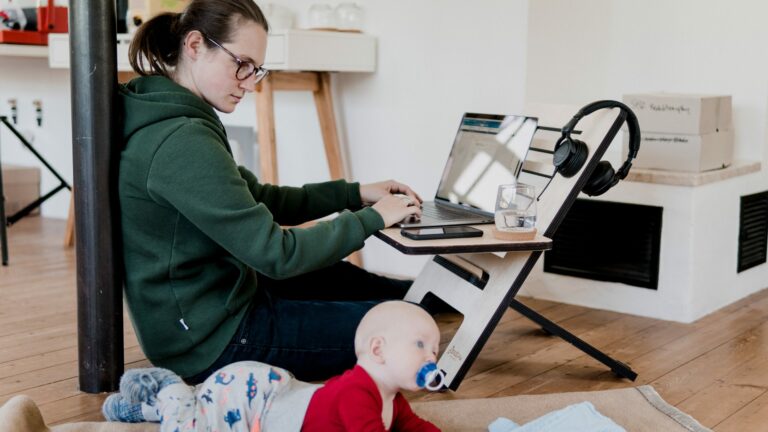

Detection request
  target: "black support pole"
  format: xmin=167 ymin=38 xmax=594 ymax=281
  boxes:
xmin=70 ymin=0 xmax=124 ymax=392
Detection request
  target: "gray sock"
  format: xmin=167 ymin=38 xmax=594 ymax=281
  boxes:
xmin=102 ymin=393 xmax=145 ymax=423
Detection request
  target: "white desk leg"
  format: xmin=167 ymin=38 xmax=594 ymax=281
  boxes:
xmin=406 ymin=251 xmax=534 ymax=390
xmin=404 ymin=257 xmax=482 ymax=308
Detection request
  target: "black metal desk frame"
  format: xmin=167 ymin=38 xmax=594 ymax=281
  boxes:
xmin=0 ymin=115 xmax=72 ymax=265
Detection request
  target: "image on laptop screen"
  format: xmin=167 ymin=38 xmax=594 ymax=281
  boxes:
xmin=435 ymin=113 xmax=538 ymax=213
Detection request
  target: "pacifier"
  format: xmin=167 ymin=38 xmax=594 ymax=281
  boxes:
xmin=415 ymin=362 xmax=446 ymax=391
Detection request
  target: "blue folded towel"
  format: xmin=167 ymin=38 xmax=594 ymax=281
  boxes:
xmin=488 ymin=401 xmax=625 ymax=432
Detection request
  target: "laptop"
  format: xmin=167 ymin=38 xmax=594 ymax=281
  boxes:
xmin=399 ymin=113 xmax=538 ymax=228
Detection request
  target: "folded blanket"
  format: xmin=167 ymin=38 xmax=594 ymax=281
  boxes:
xmin=488 ymin=401 xmax=625 ymax=432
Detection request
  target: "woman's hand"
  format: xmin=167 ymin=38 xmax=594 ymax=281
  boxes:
xmin=360 ymin=180 xmax=423 ymax=207
xmin=372 ymin=194 xmax=423 ymax=227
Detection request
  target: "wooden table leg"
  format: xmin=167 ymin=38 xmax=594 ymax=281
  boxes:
xmin=313 ymin=72 xmax=345 ymax=180
xmin=256 ymin=75 xmax=278 ymax=184
xmin=64 ymin=189 xmax=75 ymax=247
xmin=311 ymin=72 xmax=362 ymax=267
xmin=313 ymin=73 xmax=361 ymax=267
xmin=117 ymin=71 xmax=137 ymax=83
xmin=0 ymin=163 xmax=8 ymax=265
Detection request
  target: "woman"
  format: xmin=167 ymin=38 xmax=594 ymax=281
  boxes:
xmin=119 ymin=0 xmax=422 ymax=384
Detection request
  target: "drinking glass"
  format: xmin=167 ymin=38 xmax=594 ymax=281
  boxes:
xmin=495 ymin=183 xmax=537 ymax=232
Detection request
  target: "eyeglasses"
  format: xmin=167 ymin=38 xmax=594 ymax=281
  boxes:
xmin=202 ymin=34 xmax=269 ymax=83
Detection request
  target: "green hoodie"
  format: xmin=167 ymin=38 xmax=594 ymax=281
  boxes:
xmin=119 ymin=76 xmax=384 ymax=377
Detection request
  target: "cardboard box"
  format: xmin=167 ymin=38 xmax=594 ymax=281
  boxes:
xmin=623 ymin=93 xmax=732 ymax=134
xmin=622 ymin=129 xmax=734 ymax=172
xmin=1 ymin=164 xmax=41 ymax=216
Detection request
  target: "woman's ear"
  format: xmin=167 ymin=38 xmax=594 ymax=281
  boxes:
xmin=181 ymin=30 xmax=205 ymax=60
xmin=369 ymin=336 xmax=386 ymax=364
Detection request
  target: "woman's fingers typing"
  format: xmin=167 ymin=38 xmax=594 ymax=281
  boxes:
xmin=360 ymin=180 xmax=423 ymax=206
xmin=371 ymin=194 xmax=422 ymax=227
xmin=389 ymin=181 xmax=423 ymax=205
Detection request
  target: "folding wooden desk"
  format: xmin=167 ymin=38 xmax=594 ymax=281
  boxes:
xmin=374 ymin=108 xmax=638 ymax=390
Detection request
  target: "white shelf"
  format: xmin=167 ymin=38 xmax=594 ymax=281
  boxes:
xmin=0 ymin=43 xmax=48 ymax=58
xmin=264 ymin=30 xmax=375 ymax=72
xmin=625 ymin=160 xmax=761 ymax=186
xmin=48 ymin=33 xmax=133 ymax=71
xmin=47 ymin=30 xmax=376 ymax=73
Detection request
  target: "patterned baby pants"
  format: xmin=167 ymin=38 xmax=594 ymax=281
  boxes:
xmin=157 ymin=361 xmax=305 ymax=432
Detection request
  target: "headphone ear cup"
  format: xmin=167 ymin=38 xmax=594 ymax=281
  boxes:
xmin=553 ymin=138 xmax=588 ymax=177
xmin=583 ymin=161 xmax=616 ymax=196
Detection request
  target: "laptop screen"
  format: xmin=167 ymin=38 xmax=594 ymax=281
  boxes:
xmin=435 ymin=113 xmax=538 ymax=213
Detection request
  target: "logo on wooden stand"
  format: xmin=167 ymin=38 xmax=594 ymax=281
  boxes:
xmin=446 ymin=345 xmax=464 ymax=362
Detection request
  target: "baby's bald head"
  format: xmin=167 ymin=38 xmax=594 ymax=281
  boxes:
xmin=354 ymin=301 xmax=437 ymax=358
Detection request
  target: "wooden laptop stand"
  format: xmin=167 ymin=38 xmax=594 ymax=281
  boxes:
xmin=374 ymin=108 xmax=638 ymax=390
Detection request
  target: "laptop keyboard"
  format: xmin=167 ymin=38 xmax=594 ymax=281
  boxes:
xmin=421 ymin=203 xmax=475 ymax=220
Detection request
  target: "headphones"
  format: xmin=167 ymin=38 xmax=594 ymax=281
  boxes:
xmin=552 ymin=100 xmax=641 ymax=196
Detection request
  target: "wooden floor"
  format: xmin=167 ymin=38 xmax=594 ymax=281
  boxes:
xmin=2 ymin=217 xmax=768 ymax=429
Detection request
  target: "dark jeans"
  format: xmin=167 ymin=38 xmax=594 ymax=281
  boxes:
xmin=185 ymin=261 xmax=411 ymax=384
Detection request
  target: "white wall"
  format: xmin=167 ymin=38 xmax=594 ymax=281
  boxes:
xmin=521 ymin=0 xmax=768 ymax=321
xmin=526 ymin=0 xmax=768 ymax=167
xmin=0 ymin=58 xmax=72 ymax=222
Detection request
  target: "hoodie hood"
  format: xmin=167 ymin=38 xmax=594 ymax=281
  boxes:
xmin=119 ymin=75 xmax=226 ymax=144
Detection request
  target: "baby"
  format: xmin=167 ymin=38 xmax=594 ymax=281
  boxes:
xmin=104 ymin=301 xmax=444 ymax=431
xmin=302 ymin=300 xmax=442 ymax=431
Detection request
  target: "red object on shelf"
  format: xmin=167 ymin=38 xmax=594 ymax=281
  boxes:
xmin=0 ymin=1 xmax=68 ymax=46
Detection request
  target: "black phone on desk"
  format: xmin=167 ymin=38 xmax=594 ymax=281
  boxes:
xmin=400 ymin=226 xmax=483 ymax=241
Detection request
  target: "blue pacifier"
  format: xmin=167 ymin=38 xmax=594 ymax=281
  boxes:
xmin=416 ymin=362 xmax=446 ymax=391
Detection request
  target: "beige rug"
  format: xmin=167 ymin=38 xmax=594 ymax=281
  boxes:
xmin=0 ymin=386 xmax=710 ymax=432
xmin=412 ymin=386 xmax=710 ymax=432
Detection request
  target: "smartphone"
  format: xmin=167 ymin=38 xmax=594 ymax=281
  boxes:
xmin=400 ymin=226 xmax=483 ymax=241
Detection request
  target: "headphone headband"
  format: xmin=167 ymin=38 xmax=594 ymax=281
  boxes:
xmin=563 ymin=100 xmax=641 ymax=180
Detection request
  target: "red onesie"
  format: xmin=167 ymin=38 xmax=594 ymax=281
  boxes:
xmin=302 ymin=365 xmax=441 ymax=431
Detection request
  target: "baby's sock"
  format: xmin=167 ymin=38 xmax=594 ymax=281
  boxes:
xmin=119 ymin=367 xmax=183 ymax=405
xmin=102 ymin=393 xmax=145 ymax=423
xmin=103 ymin=367 xmax=183 ymax=423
